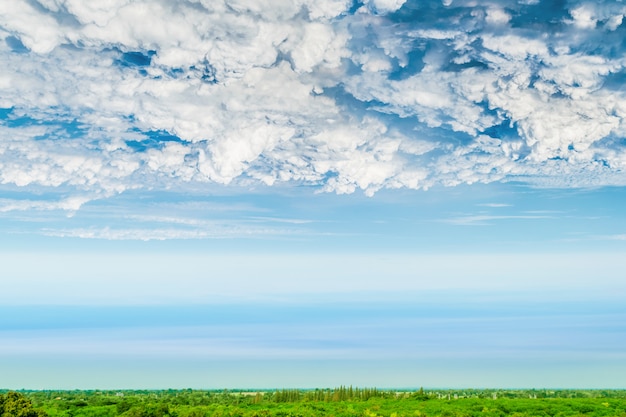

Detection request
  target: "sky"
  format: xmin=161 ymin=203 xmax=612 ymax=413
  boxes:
xmin=1 ymin=0 xmax=626 ymax=390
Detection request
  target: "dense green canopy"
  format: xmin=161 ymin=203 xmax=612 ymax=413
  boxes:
xmin=0 ymin=392 xmax=47 ymax=417
xmin=4 ymin=389 xmax=626 ymax=417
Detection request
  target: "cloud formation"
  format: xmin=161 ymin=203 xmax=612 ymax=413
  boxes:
xmin=2 ymin=0 xmax=626 ymax=200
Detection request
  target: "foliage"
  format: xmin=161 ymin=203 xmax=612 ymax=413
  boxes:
xmin=0 ymin=392 xmax=47 ymax=417
xmin=7 ymin=389 xmax=626 ymax=417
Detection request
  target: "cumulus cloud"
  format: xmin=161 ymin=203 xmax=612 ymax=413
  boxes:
xmin=1 ymin=0 xmax=626 ymax=210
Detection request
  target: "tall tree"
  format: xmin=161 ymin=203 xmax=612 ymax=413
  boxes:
xmin=0 ymin=392 xmax=47 ymax=417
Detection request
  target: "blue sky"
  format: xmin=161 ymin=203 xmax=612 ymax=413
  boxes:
xmin=1 ymin=0 xmax=626 ymax=389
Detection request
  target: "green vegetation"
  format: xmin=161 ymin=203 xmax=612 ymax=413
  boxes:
xmin=0 ymin=391 xmax=47 ymax=417
xmin=3 ymin=388 xmax=626 ymax=417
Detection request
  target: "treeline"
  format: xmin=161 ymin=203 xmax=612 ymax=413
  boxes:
xmin=17 ymin=387 xmax=626 ymax=408
xmin=271 ymin=387 xmax=398 ymax=402
xmin=6 ymin=389 xmax=626 ymax=417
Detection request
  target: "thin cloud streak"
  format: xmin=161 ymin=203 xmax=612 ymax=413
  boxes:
xmin=441 ymin=214 xmax=553 ymax=226
xmin=1 ymin=298 xmax=623 ymax=361
xmin=2 ymin=252 xmax=625 ymax=305
xmin=477 ymin=203 xmax=513 ymax=208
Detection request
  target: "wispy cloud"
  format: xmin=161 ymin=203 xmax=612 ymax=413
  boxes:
xmin=0 ymin=196 xmax=95 ymax=213
xmin=595 ymin=234 xmax=626 ymax=241
xmin=41 ymin=223 xmax=306 ymax=241
xmin=477 ymin=203 xmax=512 ymax=208
xmin=1 ymin=296 xmax=624 ymax=362
xmin=247 ymin=216 xmax=314 ymax=225
xmin=442 ymin=214 xmax=553 ymax=226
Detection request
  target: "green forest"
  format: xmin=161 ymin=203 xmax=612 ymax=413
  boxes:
xmin=2 ymin=388 xmax=626 ymax=417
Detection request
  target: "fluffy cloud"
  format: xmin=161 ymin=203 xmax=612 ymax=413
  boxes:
xmin=2 ymin=0 xmax=626 ymax=206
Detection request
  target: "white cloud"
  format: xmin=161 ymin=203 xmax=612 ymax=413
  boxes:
xmin=362 ymin=0 xmax=408 ymax=14
xmin=485 ymin=8 xmax=511 ymax=25
xmin=568 ymin=4 xmax=598 ymax=29
xmin=0 ymin=1 xmax=65 ymax=54
xmin=289 ymin=22 xmax=348 ymax=73
xmin=566 ymin=2 xmax=626 ymax=31
xmin=481 ymin=33 xmax=549 ymax=60
xmin=1 ymin=0 xmax=626 ymax=218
